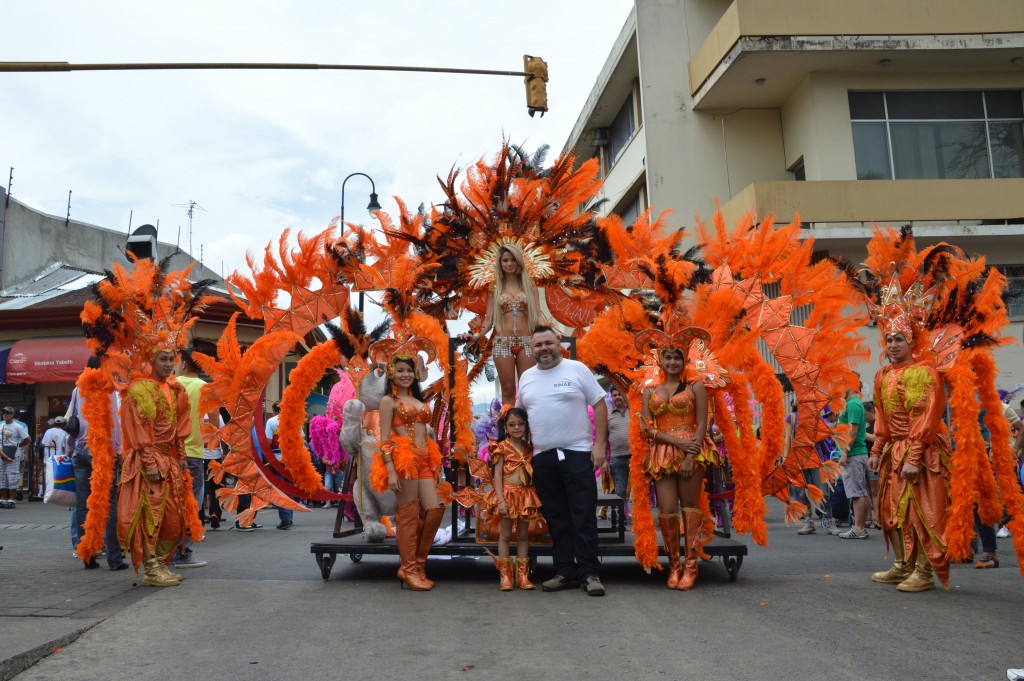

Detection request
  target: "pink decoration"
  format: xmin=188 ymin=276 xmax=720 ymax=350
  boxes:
xmin=310 ymin=415 xmax=344 ymax=467
xmin=326 ymin=370 xmax=355 ymax=425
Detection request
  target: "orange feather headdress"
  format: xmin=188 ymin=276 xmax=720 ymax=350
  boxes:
xmin=368 ymin=331 xmax=439 ymax=379
xmin=870 ymin=276 xmax=937 ymax=343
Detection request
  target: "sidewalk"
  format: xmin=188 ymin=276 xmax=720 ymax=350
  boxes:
xmin=0 ymin=499 xmax=331 ymax=680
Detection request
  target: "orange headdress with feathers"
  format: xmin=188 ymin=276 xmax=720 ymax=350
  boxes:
xmin=81 ymin=257 xmax=216 ymax=385
xmin=368 ymin=329 xmax=439 ymax=379
xmin=870 ymin=276 xmax=936 ymax=343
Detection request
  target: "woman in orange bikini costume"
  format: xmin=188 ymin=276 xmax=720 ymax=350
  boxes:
xmin=638 ymin=328 xmax=720 ymax=590
xmin=373 ymin=342 xmax=444 ymax=591
xmin=472 ymin=244 xmax=545 ymax=405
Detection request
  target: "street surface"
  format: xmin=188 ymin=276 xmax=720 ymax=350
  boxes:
xmin=1 ymin=499 xmax=1020 ymax=680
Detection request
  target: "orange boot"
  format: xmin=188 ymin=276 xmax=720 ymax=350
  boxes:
xmin=515 ymin=557 xmax=535 ymax=590
xmin=678 ymin=507 xmax=702 ymax=591
xmin=396 ymin=501 xmax=432 ymax=590
xmin=658 ymin=513 xmax=682 ymax=589
xmin=497 ymin=557 xmax=515 ymax=590
xmin=414 ymin=506 xmax=445 ymax=589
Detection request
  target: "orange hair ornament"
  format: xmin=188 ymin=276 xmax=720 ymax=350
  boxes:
xmin=633 ymin=325 xmax=711 ymax=360
xmin=368 ymin=330 xmax=438 ymax=378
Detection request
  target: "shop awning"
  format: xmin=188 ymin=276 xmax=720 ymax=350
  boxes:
xmin=5 ymin=337 xmax=91 ymax=384
xmin=0 ymin=341 xmax=13 ymax=383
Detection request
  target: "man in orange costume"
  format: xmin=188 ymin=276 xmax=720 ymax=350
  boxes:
xmin=868 ymin=323 xmax=952 ymax=593
xmin=118 ymin=349 xmax=193 ymax=587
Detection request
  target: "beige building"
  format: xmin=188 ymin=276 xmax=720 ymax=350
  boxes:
xmin=565 ymin=0 xmax=1024 ymax=388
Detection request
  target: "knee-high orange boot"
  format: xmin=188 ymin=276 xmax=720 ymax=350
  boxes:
xmin=658 ymin=514 xmax=682 ymax=589
xmin=414 ymin=506 xmax=445 ymax=589
xmin=678 ymin=507 xmax=702 ymax=590
xmin=396 ymin=501 xmax=432 ymax=590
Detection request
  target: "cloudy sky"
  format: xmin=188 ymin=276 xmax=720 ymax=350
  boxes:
xmin=2 ymin=0 xmax=634 ymax=279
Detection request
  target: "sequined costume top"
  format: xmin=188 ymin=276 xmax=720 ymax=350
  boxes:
xmin=485 ymin=439 xmax=541 ymax=520
xmin=391 ymin=400 xmax=431 ymax=429
xmin=498 ymin=291 xmax=529 ymax=335
xmin=451 ymin=440 xmax=542 ymax=521
xmin=489 ymin=439 xmax=533 ymax=485
xmin=644 ymin=386 xmax=720 ymax=479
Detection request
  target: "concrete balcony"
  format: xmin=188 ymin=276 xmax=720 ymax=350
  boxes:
xmin=717 ymin=179 xmax=1024 ymax=247
xmin=688 ymin=0 xmax=1024 ymax=112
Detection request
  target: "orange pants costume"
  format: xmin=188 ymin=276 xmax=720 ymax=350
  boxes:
xmin=872 ymin=360 xmax=952 ymax=587
xmin=117 ymin=377 xmax=193 ymax=573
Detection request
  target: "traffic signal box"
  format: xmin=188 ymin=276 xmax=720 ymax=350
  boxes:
xmin=524 ymin=55 xmax=548 ymax=117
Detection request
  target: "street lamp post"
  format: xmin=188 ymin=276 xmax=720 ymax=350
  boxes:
xmin=339 ymin=172 xmax=382 ymax=312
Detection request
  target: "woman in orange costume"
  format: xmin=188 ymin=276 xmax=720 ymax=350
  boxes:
xmin=638 ymin=327 xmax=720 ymax=590
xmin=118 ymin=349 xmax=193 ymax=587
xmin=473 ymin=244 xmax=545 ymax=406
xmin=868 ymin=326 xmax=951 ymax=592
xmin=374 ymin=340 xmax=445 ymax=591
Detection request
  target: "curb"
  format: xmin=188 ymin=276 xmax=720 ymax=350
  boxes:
xmin=0 ymin=620 xmax=100 ymax=681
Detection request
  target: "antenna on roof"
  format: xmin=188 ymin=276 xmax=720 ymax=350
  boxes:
xmin=127 ymin=209 xmax=133 ymax=238
xmin=5 ymin=167 xmax=12 ymax=208
xmin=172 ymin=200 xmax=205 ymax=259
xmin=65 ymin=190 xmax=72 ymax=227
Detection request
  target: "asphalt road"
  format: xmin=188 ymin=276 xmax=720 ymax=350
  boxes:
xmin=1 ymin=500 xmax=1020 ymax=680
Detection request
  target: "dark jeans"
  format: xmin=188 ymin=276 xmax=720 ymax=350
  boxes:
xmin=72 ymin=442 xmax=125 ymax=568
xmin=532 ymin=448 xmax=601 ymax=581
xmin=237 ymin=492 xmax=252 ymax=523
xmin=974 ymin=508 xmax=997 ymax=554
xmin=830 ymin=475 xmax=850 ymax=523
xmin=609 ymin=456 xmax=630 ymax=500
xmin=174 ymin=458 xmax=205 ymax=560
xmin=203 ymin=459 xmax=222 ymax=520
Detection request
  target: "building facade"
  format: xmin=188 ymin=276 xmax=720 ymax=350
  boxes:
xmin=564 ymin=0 xmax=1024 ymax=387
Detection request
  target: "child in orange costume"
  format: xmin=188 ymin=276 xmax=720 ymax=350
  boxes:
xmin=487 ymin=407 xmax=542 ymax=590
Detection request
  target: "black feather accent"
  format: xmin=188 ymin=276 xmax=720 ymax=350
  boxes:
xmin=323 ymin=320 xmax=357 ymax=360
xmin=689 ymin=263 xmax=713 ymax=288
xmin=370 ymin=318 xmax=391 ymax=342
xmin=343 ymin=307 xmax=366 ymax=338
xmin=897 ymin=224 xmax=914 ymax=244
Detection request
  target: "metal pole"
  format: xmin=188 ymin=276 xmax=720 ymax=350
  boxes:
xmin=0 ymin=61 xmax=530 ymax=78
xmin=340 ymin=172 xmax=377 ymax=314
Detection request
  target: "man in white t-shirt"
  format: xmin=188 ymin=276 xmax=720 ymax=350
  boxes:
xmin=1 ymin=406 xmax=31 ymax=509
xmin=516 ymin=326 xmax=608 ymax=596
xmin=41 ymin=417 xmax=69 ymax=459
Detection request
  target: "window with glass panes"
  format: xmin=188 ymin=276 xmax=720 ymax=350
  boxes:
xmin=994 ymin=265 xmax=1024 ymax=320
xmin=849 ymin=91 xmax=1024 ymax=180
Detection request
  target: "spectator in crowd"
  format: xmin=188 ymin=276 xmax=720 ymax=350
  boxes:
xmin=41 ymin=417 xmax=69 ymax=458
xmin=605 ymin=387 xmax=632 ymax=521
xmin=203 ymin=408 xmax=227 ymax=529
xmin=517 ymin=326 xmax=608 ymax=596
xmin=837 ymin=382 xmax=871 ymax=539
xmin=863 ymin=402 xmax=881 ymax=529
xmin=264 ymin=402 xmax=295 ymax=530
xmin=992 ymin=399 xmax=1023 ymax=542
xmin=1 ymin=406 xmax=30 ymax=509
xmin=172 ymin=350 xmax=211 ymax=568
xmin=67 ymin=357 xmax=128 ymax=570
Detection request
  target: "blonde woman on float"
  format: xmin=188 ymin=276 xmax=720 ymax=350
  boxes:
xmin=472 ymin=244 xmax=546 ymax=406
